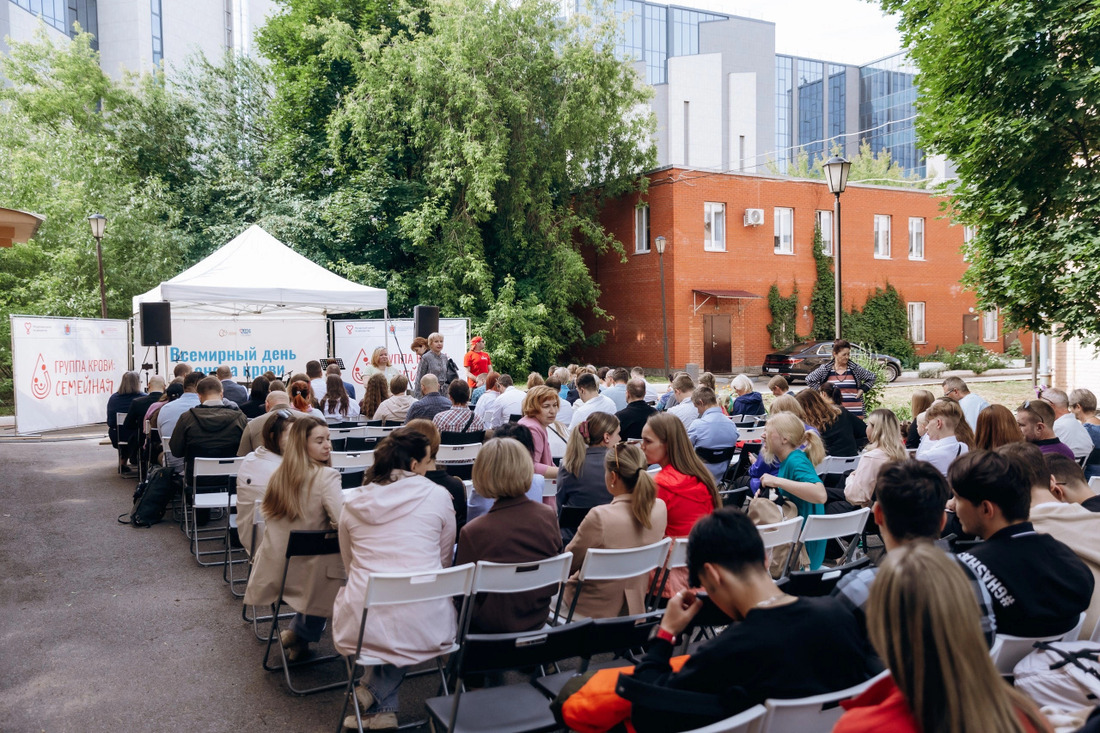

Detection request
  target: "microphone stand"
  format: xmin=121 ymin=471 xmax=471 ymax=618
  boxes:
xmin=390 ymin=324 xmax=412 ymax=382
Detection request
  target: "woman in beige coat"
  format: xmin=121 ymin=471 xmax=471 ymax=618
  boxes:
xmin=243 ymin=416 xmax=344 ymax=661
xmin=236 ymin=409 xmax=295 ymax=556
xmin=561 ymin=442 xmax=668 ymax=619
xmin=332 ymin=428 xmax=457 ymax=731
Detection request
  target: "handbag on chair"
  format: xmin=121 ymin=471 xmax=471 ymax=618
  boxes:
xmin=747 ymin=488 xmax=808 ymax=577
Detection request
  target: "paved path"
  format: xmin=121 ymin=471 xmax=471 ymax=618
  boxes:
xmin=0 ymin=436 xmax=437 ymax=732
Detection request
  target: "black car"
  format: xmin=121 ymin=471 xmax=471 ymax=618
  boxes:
xmin=763 ymin=341 xmax=903 ymax=383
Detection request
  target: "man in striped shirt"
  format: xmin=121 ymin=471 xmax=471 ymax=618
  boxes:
xmin=806 ymin=339 xmax=876 ymax=417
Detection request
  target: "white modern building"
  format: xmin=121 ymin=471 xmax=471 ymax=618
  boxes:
xmin=1 ymin=0 xmax=275 ymax=79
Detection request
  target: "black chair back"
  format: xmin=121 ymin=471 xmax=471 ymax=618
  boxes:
xmin=458 ymin=619 xmax=593 ymax=676
xmin=784 ymin=554 xmax=872 ymax=597
xmin=588 ymin=610 xmax=663 ymax=658
xmin=558 ymin=505 xmax=593 ymax=533
xmin=440 ymin=430 xmax=484 ymax=445
xmin=694 ymin=446 xmax=735 ymax=464
xmin=285 ymin=529 xmax=341 ymax=558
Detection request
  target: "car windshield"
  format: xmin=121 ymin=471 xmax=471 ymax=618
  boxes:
xmin=788 ymin=342 xmax=815 ymax=354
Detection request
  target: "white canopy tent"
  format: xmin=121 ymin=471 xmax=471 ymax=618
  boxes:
xmin=132 ymin=225 xmax=387 ymax=316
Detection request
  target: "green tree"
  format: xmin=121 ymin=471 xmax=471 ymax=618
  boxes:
xmin=879 ymin=0 xmax=1100 ymax=343
xmin=842 ymin=284 xmax=917 ymax=367
xmin=319 ymin=0 xmax=656 ymax=373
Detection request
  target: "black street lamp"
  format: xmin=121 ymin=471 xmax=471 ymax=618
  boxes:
xmin=88 ymin=214 xmax=108 ymax=318
xmin=822 ymin=156 xmax=851 ymax=339
xmin=655 ymin=234 xmax=670 ymax=376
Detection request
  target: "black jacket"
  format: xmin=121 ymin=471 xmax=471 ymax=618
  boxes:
xmin=170 ymin=404 xmax=248 ymax=483
xmin=617 ymin=401 xmax=657 ymax=441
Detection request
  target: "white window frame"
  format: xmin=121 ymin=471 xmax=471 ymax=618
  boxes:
xmin=874 ymin=215 xmax=891 ymax=259
xmin=704 ymin=202 xmax=726 ymax=252
xmin=774 ymin=207 xmax=794 ymax=255
xmin=908 ymin=302 xmax=926 ymax=344
xmin=982 ymin=310 xmax=999 ymax=342
xmin=908 ymin=217 xmax=925 ymax=260
xmin=634 ymin=205 xmax=650 ymax=254
xmin=816 ymin=210 xmax=833 ymax=256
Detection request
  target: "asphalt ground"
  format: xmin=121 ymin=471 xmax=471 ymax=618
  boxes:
xmin=0 ymin=434 xmax=443 ymax=732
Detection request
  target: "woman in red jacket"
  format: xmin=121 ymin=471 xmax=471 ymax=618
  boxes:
xmin=640 ymin=413 xmax=719 ymax=596
xmin=834 ymin=542 xmax=1051 ymax=733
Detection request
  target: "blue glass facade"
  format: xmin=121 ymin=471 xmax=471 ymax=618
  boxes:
xmin=775 ymin=56 xmax=793 ymax=173
xmin=859 ymin=53 xmax=922 ymax=175
xmin=828 ymin=63 xmax=846 ymax=154
xmin=150 ymin=0 xmax=164 ymax=67
xmin=797 ymin=59 xmax=824 ymax=164
xmin=9 ymin=0 xmax=98 ymax=45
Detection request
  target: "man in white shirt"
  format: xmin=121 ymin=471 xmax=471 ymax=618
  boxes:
xmin=1043 ymin=388 xmax=1095 ymax=460
xmin=492 ymin=374 xmax=527 ymax=426
xmin=568 ymin=373 xmax=617 ymax=431
xmin=916 ymin=398 xmax=969 ymax=476
xmin=942 ymin=376 xmax=989 ymax=429
xmin=666 ymin=374 xmax=700 ymax=430
xmin=306 ymin=360 xmax=327 ymax=401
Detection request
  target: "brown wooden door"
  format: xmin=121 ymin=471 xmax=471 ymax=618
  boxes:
xmin=962 ymin=315 xmax=979 ymax=344
xmin=704 ymin=315 xmax=732 ymax=373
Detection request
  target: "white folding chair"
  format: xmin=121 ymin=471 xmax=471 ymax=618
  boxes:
xmin=756 ymin=674 xmax=881 ymax=733
xmin=436 ymin=442 xmax=482 ymax=465
xmin=542 ymin=478 xmax=557 ymax=498
xmin=339 ymin=564 xmax=476 ymax=732
xmin=187 ymin=456 xmax=245 ymax=566
xmin=652 ymin=538 xmax=690 ymax=600
xmin=557 ymin=537 xmax=672 ymax=624
xmin=754 ymin=516 xmax=804 ymax=581
xmin=470 ymin=554 xmax=573 ymax=637
xmin=679 ymin=704 xmax=766 ymax=733
xmin=814 ymin=455 xmax=861 ymax=477
xmin=738 ymin=426 xmax=765 ymax=443
xmin=787 ymin=508 xmax=871 ymax=573
xmin=992 ymin=612 xmax=1088 ymax=675
xmin=1089 ymin=476 xmax=1100 ymax=494
xmin=364 ymin=425 xmax=399 ymax=440
xmin=330 ymin=450 xmax=375 ymax=469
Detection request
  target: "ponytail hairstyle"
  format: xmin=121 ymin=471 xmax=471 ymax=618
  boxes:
xmin=764 ymin=411 xmax=825 ymax=466
xmin=288 ymin=379 xmax=314 ymax=412
xmin=362 ymin=428 xmax=430 ymax=486
xmin=606 ymin=442 xmax=659 ymax=529
xmin=262 ymin=416 xmax=328 ymax=521
xmin=645 ymin=413 xmax=720 ymax=508
xmin=563 ymin=412 xmax=620 ymax=477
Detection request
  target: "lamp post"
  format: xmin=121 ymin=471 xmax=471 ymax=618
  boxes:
xmin=822 ymin=156 xmax=851 ymax=339
xmin=88 ymin=214 xmax=108 ymax=318
xmin=655 ymin=235 xmax=670 ymax=376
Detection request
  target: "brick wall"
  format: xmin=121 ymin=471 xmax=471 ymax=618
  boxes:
xmin=582 ymin=168 xmax=1019 ymax=372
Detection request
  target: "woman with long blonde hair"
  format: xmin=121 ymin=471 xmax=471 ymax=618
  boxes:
xmin=560 ymin=442 xmax=669 ymax=619
xmin=243 ymin=417 xmax=343 ymax=662
xmin=840 ymin=409 xmax=908 ymax=508
xmin=557 ymin=412 xmax=620 ymax=541
xmin=759 ymin=412 xmax=828 ymax=569
xmin=747 ymin=393 xmax=824 ymax=496
xmin=907 ymin=389 xmax=936 ymax=448
xmin=835 ymin=543 xmax=1050 ymax=733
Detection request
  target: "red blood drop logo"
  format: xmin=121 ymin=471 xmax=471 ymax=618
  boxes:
xmin=31 ymin=354 xmax=51 ymax=399
xmin=351 ymin=348 xmax=369 ymax=385
xmin=346 ymin=324 xmax=354 ymax=334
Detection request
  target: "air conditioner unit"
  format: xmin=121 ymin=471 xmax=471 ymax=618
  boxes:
xmin=744 ymin=209 xmax=765 ymax=227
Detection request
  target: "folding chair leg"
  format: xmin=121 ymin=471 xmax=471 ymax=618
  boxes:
xmin=261 ymin=603 xmax=343 ymax=696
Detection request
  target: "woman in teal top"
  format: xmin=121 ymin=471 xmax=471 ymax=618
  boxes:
xmin=760 ymin=412 xmax=828 ymax=569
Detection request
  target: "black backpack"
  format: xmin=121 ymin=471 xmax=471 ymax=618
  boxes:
xmin=118 ymin=466 xmax=176 ymax=527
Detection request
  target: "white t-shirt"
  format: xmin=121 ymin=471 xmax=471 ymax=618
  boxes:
xmin=568 ymin=393 xmax=618 ymax=432
xmin=1054 ymin=413 xmax=1096 ymax=459
xmin=957 ymin=392 xmax=990 ymax=429
xmin=916 ymin=435 xmax=968 ymax=476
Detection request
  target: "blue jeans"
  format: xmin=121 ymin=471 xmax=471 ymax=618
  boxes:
xmin=360 ymin=664 xmax=408 ymax=715
xmin=289 ymin=613 xmax=326 ymax=643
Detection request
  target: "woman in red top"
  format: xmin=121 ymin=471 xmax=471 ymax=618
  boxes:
xmin=463 ymin=336 xmax=491 ymax=388
xmin=641 ymin=413 xmax=719 ymax=596
xmin=835 ymin=543 xmax=1051 ymax=733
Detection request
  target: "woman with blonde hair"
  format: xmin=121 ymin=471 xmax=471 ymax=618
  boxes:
xmin=454 ymin=438 xmax=562 ymax=633
xmin=358 ymin=373 xmax=390 ymax=420
xmin=517 ymin=384 xmax=562 ymax=480
xmin=332 ymin=429 xmax=456 ymax=730
xmin=237 ymin=409 xmax=296 ymax=556
xmin=840 ymin=409 xmax=908 ymax=509
xmin=799 ymin=387 xmax=865 ymax=457
xmin=560 ymin=442 xmax=668 ymax=619
xmin=526 ymin=372 xmax=545 ymax=389
xmin=769 ymin=393 xmax=804 ymax=418
xmin=907 ymin=389 xmax=936 ymax=448
xmin=556 ymin=412 xmax=619 ymax=542
xmin=243 ymin=416 xmax=343 ymax=663
xmin=974 ymin=404 xmax=1024 ymax=451
xmin=835 ymin=543 xmax=1050 ymax=733
xmin=364 ymin=346 xmax=400 ymax=382
xmin=747 ymin=396 xmax=822 ymax=495
xmin=759 ymin=412 xmax=828 ymax=569
xmin=412 ymin=332 xmax=450 ymax=398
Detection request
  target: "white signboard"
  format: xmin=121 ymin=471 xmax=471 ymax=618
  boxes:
xmin=333 ymin=319 xmax=468 ymax=389
xmin=136 ymin=315 xmax=328 ymax=382
xmin=11 ymin=315 xmax=131 ymax=435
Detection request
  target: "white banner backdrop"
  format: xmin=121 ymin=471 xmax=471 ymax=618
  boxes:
xmin=334 ymin=319 xmax=469 ymax=389
xmin=138 ymin=315 xmax=328 ymax=382
xmin=11 ymin=315 xmax=131 ymax=435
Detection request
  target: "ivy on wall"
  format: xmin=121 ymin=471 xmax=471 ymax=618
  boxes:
xmin=766 ymin=284 xmax=800 ymax=350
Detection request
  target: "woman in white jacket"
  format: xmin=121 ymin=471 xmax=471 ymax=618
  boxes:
xmin=236 ymin=409 xmax=295 ymax=556
xmin=332 ymin=428 xmax=457 ymax=731
xmin=840 ymin=409 xmax=908 ymax=508
xmin=243 ymin=417 xmax=344 ymax=661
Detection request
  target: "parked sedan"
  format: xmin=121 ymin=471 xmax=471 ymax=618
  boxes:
xmin=763 ymin=341 xmax=903 ymax=383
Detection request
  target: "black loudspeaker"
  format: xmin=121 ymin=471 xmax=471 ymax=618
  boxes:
xmin=413 ymin=305 xmax=440 ymax=339
xmin=140 ymin=301 xmax=173 ymax=346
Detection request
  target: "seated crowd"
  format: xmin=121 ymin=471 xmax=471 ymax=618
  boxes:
xmin=109 ymin=347 xmax=1100 ymax=732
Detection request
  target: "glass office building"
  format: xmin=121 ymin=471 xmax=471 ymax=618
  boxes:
xmin=859 ymin=53 xmax=922 ymax=176
xmin=8 ymin=0 xmax=98 ymax=46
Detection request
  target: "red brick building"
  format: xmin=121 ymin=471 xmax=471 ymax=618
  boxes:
xmin=582 ymin=168 xmax=1018 ymax=373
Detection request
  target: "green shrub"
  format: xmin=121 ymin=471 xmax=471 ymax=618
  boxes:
xmin=939 ymin=343 xmax=1008 ymax=374
xmin=767 ymin=284 xmax=801 ymax=350
xmin=894 ymin=404 xmax=913 ymax=422
xmin=842 ymin=285 xmax=918 ymax=369
xmin=1006 ymin=339 xmax=1024 ymax=359
xmin=851 ymin=344 xmax=888 ymax=413
xmin=918 ymin=366 xmax=945 ymax=379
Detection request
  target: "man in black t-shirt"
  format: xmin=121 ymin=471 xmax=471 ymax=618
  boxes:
xmin=951 ymin=450 xmax=1094 ymax=637
xmin=627 ymin=509 xmax=872 ymax=733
